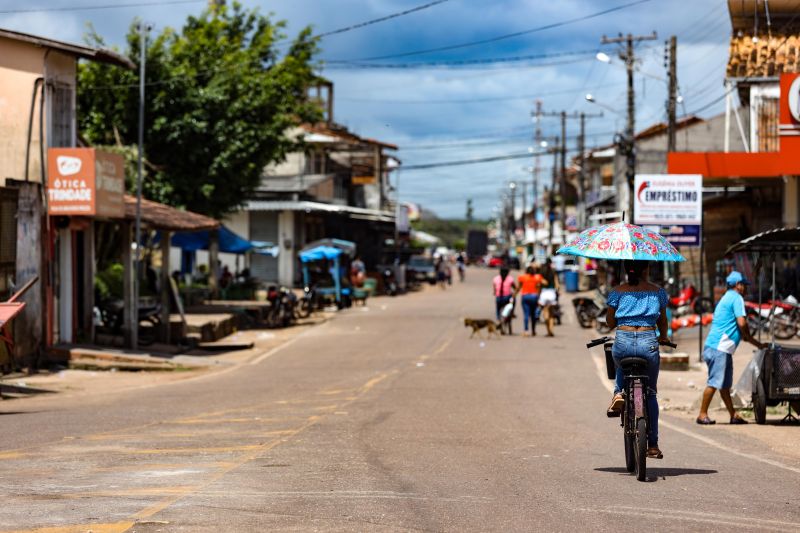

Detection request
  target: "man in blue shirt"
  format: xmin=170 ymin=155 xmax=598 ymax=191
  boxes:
xmin=697 ymin=271 xmax=766 ymax=425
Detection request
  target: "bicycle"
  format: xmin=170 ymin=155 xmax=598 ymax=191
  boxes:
xmin=587 ymin=335 xmax=677 ymax=481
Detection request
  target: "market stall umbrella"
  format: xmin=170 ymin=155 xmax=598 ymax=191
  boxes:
xmin=557 ymin=222 xmax=686 ymax=262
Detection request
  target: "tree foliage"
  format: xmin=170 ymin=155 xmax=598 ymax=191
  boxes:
xmin=78 ymin=2 xmax=320 ymax=218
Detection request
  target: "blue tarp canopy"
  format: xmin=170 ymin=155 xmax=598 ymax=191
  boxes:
xmin=169 ymin=225 xmax=276 ymax=255
xmin=299 ymin=245 xmax=343 ymax=263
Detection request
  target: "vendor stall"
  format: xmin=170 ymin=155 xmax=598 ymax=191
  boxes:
xmin=727 ymin=228 xmax=800 ymax=424
xmin=299 ymin=239 xmax=356 ymax=308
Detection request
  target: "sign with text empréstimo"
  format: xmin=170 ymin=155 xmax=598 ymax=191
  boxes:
xmin=633 ymin=174 xmax=702 ymax=226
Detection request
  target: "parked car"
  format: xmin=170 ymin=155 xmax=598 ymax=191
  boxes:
xmin=407 ymin=255 xmax=437 ymax=284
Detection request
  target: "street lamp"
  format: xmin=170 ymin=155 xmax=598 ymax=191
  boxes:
xmin=585 ymin=93 xmax=621 ymax=115
xmin=595 ymin=51 xmax=611 ymax=63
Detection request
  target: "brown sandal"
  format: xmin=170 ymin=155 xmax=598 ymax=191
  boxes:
xmin=647 ymin=447 xmax=663 ymax=459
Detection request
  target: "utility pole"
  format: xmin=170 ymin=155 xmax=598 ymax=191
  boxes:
xmin=132 ymin=22 xmax=151 ymax=351
xmin=532 ymin=100 xmax=543 ymax=232
xmin=666 ymin=35 xmax=678 ymax=153
xmin=547 ymin=137 xmax=559 ymax=256
xmin=521 ymin=182 xmax=527 ymax=235
xmin=560 ymin=111 xmax=567 ymax=234
xmin=601 ymin=31 xmax=658 ymax=219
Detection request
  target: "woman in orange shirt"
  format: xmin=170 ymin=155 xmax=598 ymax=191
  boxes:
xmin=517 ymin=265 xmax=547 ymax=336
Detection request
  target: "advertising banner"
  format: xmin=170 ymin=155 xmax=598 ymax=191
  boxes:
xmin=643 ymin=224 xmax=701 ymax=247
xmin=633 ymin=174 xmax=702 ymax=226
xmin=47 ymin=148 xmax=125 ymax=217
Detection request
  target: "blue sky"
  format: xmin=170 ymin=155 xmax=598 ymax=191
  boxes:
xmin=0 ymin=0 xmax=733 ymax=218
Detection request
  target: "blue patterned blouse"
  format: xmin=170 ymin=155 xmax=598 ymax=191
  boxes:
xmin=607 ymin=288 xmax=668 ymax=327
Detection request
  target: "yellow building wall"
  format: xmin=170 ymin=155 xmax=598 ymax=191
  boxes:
xmin=0 ymin=38 xmax=76 ymax=187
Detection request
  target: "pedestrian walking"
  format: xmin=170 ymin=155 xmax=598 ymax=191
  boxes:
xmin=456 ymin=252 xmax=466 ymax=282
xmin=539 ymin=259 xmax=560 ymax=334
xmin=696 ymin=271 xmax=766 ymax=425
xmin=605 ymin=260 xmax=670 ymax=459
xmin=435 ymin=256 xmax=448 ymax=289
xmin=492 ymin=267 xmax=516 ymax=321
xmin=517 ymin=264 xmax=547 ymax=336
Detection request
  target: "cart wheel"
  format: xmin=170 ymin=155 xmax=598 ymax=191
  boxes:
xmin=753 ymin=379 xmax=767 ymax=425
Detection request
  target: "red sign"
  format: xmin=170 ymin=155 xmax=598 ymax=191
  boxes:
xmin=668 ymin=74 xmax=800 ymax=178
xmin=47 ymin=148 xmax=125 ymax=217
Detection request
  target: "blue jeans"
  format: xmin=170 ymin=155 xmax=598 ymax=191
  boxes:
xmin=521 ymin=294 xmax=539 ymax=331
xmin=495 ymin=295 xmax=511 ymax=320
xmin=612 ymin=330 xmax=660 ymax=447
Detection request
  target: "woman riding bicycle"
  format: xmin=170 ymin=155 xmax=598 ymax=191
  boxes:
xmin=606 ymin=260 xmax=669 ymax=459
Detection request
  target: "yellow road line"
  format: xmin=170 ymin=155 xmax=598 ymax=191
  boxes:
xmin=2 ymin=522 xmax=135 ymax=533
xmin=124 ymin=372 xmax=392 ymax=528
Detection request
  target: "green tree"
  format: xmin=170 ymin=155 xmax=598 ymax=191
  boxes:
xmin=78 ymin=2 xmax=320 ymax=218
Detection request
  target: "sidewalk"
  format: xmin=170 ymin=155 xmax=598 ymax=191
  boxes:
xmin=0 ymin=311 xmax=333 ymax=404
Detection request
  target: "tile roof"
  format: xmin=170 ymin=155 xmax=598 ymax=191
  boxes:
xmin=727 ymin=34 xmax=800 ymax=78
xmin=301 ymin=123 xmax=398 ymax=150
xmin=124 ymin=195 xmax=219 ymax=232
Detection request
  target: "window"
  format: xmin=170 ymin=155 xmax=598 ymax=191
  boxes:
xmin=758 ymin=97 xmax=779 ymax=152
xmin=50 ymin=83 xmax=74 ymax=148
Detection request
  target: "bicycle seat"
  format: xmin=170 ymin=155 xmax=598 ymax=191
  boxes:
xmin=618 ymin=357 xmax=649 ymax=370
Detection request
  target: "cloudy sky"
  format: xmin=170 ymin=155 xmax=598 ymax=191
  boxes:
xmin=0 ymin=0 xmax=733 ymax=218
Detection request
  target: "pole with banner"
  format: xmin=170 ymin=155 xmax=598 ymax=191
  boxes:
xmin=633 ymin=174 xmax=703 ymax=349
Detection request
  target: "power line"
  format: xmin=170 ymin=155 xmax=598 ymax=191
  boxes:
xmin=338 ymin=81 xmax=625 ymax=104
xmin=315 ymin=0 xmax=452 ymax=39
xmin=325 ymin=56 xmax=593 ymax=71
xmin=326 ymin=48 xmax=600 ymax=68
xmin=401 ymin=150 xmax=550 ymax=171
xmin=0 ymin=0 xmax=202 ymax=14
xmin=332 ymin=0 xmax=653 ymax=62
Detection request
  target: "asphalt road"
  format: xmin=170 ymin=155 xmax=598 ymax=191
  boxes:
xmin=2 ymin=268 xmax=800 ymax=532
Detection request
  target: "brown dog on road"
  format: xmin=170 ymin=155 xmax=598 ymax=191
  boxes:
xmin=464 ymin=318 xmax=501 ymax=339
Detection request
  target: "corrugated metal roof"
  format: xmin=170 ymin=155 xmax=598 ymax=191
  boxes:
xmin=258 ymin=174 xmax=331 ymax=192
xmin=246 ymin=200 xmax=395 ymax=222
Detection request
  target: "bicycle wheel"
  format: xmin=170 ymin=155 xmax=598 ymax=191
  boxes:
xmin=624 ymin=417 xmax=635 ymax=472
xmin=635 ymin=418 xmax=647 ymax=481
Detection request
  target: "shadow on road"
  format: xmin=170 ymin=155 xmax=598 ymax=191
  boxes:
xmin=595 ymin=466 xmax=718 ymax=482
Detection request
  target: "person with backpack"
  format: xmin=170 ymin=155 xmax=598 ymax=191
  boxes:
xmin=492 ymin=267 xmax=516 ymax=321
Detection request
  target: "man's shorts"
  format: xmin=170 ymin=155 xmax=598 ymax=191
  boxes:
xmin=703 ymin=346 xmax=734 ymax=389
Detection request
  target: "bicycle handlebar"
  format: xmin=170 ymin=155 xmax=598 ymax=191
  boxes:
xmin=586 ymin=337 xmax=677 ymax=349
xmin=586 ymin=337 xmax=612 ymax=348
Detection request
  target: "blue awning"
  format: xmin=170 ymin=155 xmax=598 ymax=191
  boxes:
xmin=168 ymin=226 xmax=277 ymax=256
xmin=299 ymin=245 xmax=343 ymax=263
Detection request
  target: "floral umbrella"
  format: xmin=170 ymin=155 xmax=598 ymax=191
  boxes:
xmin=557 ymin=222 xmax=685 ymax=262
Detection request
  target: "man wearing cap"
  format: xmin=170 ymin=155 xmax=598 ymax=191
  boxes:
xmin=697 ymin=271 xmax=766 ymax=425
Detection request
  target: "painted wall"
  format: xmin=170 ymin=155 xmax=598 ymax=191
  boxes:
xmin=0 ymin=38 xmax=46 ymax=187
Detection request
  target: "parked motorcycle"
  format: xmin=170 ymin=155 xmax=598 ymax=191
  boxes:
xmin=296 ymin=285 xmax=318 ymax=319
xmin=95 ymin=299 xmax=161 ymax=346
xmin=265 ymin=286 xmax=297 ymax=328
xmin=382 ymin=267 xmax=398 ymax=296
xmin=572 ymin=287 xmax=608 ymax=329
xmin=745 ymin=296 xmax=798 ymax=340
xmin=666 ymin=278 xmax=714 ymax=317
